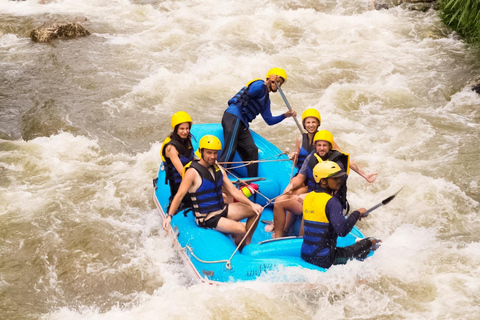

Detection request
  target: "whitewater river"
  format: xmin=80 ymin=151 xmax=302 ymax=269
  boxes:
xmin=1 ymin=0 xmax=480 ymax=319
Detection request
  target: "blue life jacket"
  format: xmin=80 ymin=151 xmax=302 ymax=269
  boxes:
xmin=297 ymin=133 xmax=315 ymax=169
xmin=187 ymin=160 xmax=225 ymax=221
xmin=228 ymin=79 xmax=267 ymax=124
xmin=306 ymin=150 xmax=349 ymax=191
xmin=301 ymin=191 xmax=336 ymax=265
xmin=161 ymin=137 xmax=194 ymax=188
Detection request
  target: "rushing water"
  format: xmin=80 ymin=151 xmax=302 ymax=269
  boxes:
xmin=1 ymin=0 xmax=480 ymax=319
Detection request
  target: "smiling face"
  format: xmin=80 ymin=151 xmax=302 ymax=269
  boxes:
xmin=201 ymin=149 xmax=218 ymax=166
xmin=176 ymin=122 xmax=190 ymax=139
xmin=303 ymin=117 xmax=320 ymax=133
xmin=315 ymin=140 xmax=331 ymax=157
xmin=266 ymin=75 xmax=285 ymax=92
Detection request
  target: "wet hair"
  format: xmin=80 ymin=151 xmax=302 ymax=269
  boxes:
xmin=169 ymin=123 xmax=194 ymax=156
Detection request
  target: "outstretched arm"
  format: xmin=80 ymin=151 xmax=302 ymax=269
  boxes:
xmin=333 ymin=142 xmax=377 ymax=183
xmin=349 ymin=159 xmax=377 ymax=183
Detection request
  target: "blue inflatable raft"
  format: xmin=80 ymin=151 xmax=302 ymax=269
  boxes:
xmin=153 ymin=123 xmax=367 ymax=285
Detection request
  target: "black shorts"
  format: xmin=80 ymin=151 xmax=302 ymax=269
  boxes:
xmin=197 ymin=205 xmax=229 ymax=229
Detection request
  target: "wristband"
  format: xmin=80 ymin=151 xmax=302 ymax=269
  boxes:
xmin=166 ymin=214 xmax=173 ymax=219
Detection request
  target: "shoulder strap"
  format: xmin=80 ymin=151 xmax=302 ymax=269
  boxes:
xmin=160 ymin=137 xmax=172 ymax=162
xmin=245 ymin=78 xmax=264 ymax=88
xmin=189 ymin=161 xmax=222 ymax=184
xmin=329 ymin=150 xmax=350 ymax=175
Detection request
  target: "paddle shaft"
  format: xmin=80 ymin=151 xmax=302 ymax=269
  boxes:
xmin=275 ymin=82 xmax=304 ymax=134
xmin=363 ymin=187 xmax=403 ymax=217
xmin=364 ymin=203 xmax=383 ymax=215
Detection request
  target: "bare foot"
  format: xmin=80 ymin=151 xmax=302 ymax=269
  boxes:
xmin=264 ymin=224 xmax=275 ymax=232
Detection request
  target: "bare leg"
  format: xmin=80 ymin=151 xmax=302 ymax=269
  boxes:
xmin=299 ymin=217 xmax=304 ymax=237
xmin=283 ymin=186 xmax=307 ymax=235
xmin=273 ymin=194 xmax=303 ymax=238
xmin=283 ymin=211 xmax=295 ymax=235
xmin=222 ymin=189 xmax=235 ymax=204
xmin=215 ymin=202 xmax=259 ymax=250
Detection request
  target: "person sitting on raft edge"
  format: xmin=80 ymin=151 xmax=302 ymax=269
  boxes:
xmin=218 ymin=68 xmax=297 ymax=178
xmin=265 ymin=108 xmax=378 ymax=233
xmin=290 ymin=108 xmax=378 ymax=183
xmin=163 ymin=135 xmax=263 ymax=252
xmin=272 ymin=130 xmax=375 ymax=238
xmin=301 ymin=161 xmax=381 ymax=269
xmin=160 ymin=111 xmax=195 ymax=212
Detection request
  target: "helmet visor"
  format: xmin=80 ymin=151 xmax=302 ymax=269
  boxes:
xmin=329 ymin=171 xmax=346 ymax=178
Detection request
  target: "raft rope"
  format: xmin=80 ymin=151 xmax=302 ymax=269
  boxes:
xmin=183 ymin=193 xmax=288 ymax=270
xmin=174 ymin=151 xmax=299 ymax=271
xmin=180 ymin=167 xmax=293 ymax=270
xmin=223 ymin=167 xmax=271 ymax=203
xmin=217 ymin=151 xmax=291 ymax=170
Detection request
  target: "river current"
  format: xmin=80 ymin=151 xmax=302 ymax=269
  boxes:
xmin=1 ymin=0 xmax=480 ymax=319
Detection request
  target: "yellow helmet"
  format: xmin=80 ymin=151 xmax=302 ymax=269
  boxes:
xmin=301 ymin=108 xmax=321 ymax=127
xmin=266 ymin=68 xmax=287 ymax=83
xmin=313 ymin=130 xmax=334 ymax=146
xmin=313 ymin=161 xmax=345 ymax=183
xmin=171 ymin=111 xmax=192 ymax=130
xmin=199 ymin=135 xmax=222 ymax=151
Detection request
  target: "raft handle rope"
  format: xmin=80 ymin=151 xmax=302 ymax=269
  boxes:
xmin=220 ymin=158 xmax=291 ymax=171
xmin=223 ymin=167 xmax=271 ymax=203
xmin=179 ymin=185 xmax=404 ymax=270
xmin=178 ymin=196 xmax=296 ymax=269
xmin=217 ymin=151 xmax=291 ymax=170
xmin=178 ymin=169 xmax=291 ymax=270
xmin=218 ymin=151 xmax=288 ymax=164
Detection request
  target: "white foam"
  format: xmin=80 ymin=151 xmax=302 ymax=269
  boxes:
xmin=1 ymin=0 xmax=480 ymax=318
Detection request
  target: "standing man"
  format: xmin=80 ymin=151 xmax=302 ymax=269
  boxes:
xmin=301 ymin=161 xmax=381 ymax=269
xmin=163 ymin=135 xmax=263 ymax=251
xmin=219 ymin=68 xmax=297 ymax=177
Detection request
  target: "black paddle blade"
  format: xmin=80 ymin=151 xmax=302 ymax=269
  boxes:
xmin=381 ymin=187 xmax=403 ymax=206
xmin=381 ymin=195 xmax=396 ymax=205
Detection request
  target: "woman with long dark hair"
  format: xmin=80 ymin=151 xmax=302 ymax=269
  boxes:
xmin=161 ymin=111 xmax=195 ymax=210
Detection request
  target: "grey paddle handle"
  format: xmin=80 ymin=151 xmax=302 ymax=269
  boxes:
xmin=364 ymin=203 xmax=383 ymax=216
xmin=276 ymin=82 xmax=304 ymax=134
